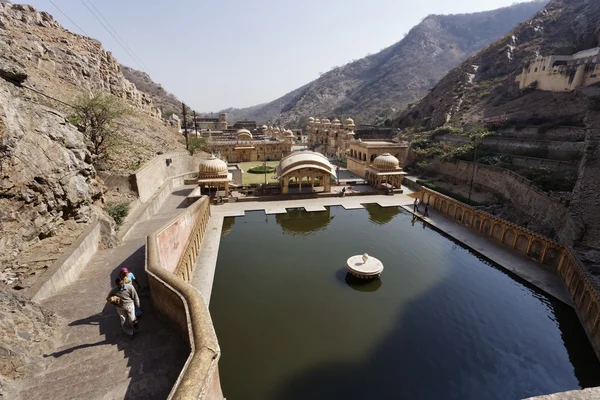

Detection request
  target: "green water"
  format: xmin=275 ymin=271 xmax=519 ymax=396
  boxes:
xmin=211 ymin=205 xmax=600 ymax=400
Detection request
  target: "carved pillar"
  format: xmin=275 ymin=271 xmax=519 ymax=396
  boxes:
xmin=526 ymin=237 xmax=533 ymax=256
xmin=540 ymin=243 xmax=549 ymax=264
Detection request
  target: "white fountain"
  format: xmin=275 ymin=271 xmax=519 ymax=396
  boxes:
xmin=346 ymin=253 xmax=384 ymax=279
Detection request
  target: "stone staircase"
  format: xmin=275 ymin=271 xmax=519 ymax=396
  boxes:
xmin=14 ymin=189 xmax=194 ymax=399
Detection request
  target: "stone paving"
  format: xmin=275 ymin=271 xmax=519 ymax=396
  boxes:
xmin=14 ymin=188 xmax=195 ymax=400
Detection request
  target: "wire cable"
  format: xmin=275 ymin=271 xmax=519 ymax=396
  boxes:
xmin=79 ymin=0 xmax=148 ymax=74
xmin=47 ymin=0 xmax=89 ymax=36
xmin=84 ymin=0 xmax=152 ymax=74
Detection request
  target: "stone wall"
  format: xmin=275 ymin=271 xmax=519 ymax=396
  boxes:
xmin=420 ymin=187 xmax=600 ymax=361
xmin=146 ymin=196 xmax=223 ymax=399
xmin=496 ymin=127 xmax=586 ymax=142
xmin=436 ymin=134 xmax=584 ymax=160
xmin=133 ymin=151 xmax=203 ymax=203
xmin=433 ymin=160 xmax=569 ymax=235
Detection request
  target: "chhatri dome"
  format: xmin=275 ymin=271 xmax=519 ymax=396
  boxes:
xmin=314 ymin=118 xmax=321 ymax=124
xmin=332 ymin=118 xmax=341 ymax=126
xmin=373 ymin=153 xmax=400 ymax=170
xmin=308 ymin=117 xmax=315 ymax=123
xmin=237 ymin=129 xmax=253 ymax=139
xmin=322 ymin=118 xmax=331 ymax=125
xmin=284 ymin=129 xmax=295 ymax=137
xmin=345 ymin=118 xmax=355 ymax=126
xmin=199 ymin=154 xmax=228 ymax=175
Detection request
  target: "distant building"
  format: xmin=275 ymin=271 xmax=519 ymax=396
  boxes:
xmin=306 ymin=117 xmax=356 ymax=159
xmin=347 ymin=138 xmax=410 ymax=178
xmin=188 ymin=113 xmax=228 ymax=131
xmin=516 ymin=48 xmax=600 ymax=92
xmin=232 ymin=120 xmax=258 ymax=130
xmin=208 ymin=129 xmax=294 ymax=163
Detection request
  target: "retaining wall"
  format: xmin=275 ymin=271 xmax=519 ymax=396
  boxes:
xmin=134 ymin=151 xmax=203 ymax=203
xmin=496 ymin=126 xmax=586 ymax=142
xmin=146 ymin=196 xmax=223 ymax=399
xmin=433 ymin=160 xmax=569 ymax=235
xmin=420 ymin=186 xmax=600 ymax=360
xmin=28 ymin=221 xmax=101 ymax=302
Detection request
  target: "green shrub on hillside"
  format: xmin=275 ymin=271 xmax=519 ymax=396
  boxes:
xmin=105 ymin=202 xmax=130 ymax=227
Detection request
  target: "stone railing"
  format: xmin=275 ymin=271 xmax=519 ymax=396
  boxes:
xmin=146 ymin=196 xmax=224 ymax=399
xmin=557 ymin=249 xmax=600 ymax=358
xmin=420 ymin=186 xmax=600 ymax=359
xmin=420 ymin=187 xmax=564 ymax=270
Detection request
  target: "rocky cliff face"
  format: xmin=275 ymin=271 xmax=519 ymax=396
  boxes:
xmin=0 ymin=3 xmax=160 ymax=117
xmin=393 ymin=0 xmax=600 ymax=129
xmin=0 ymin=3 xmax=185 ymax=288
xmin=121 ymin=65 xmax=181 ymax=116
xmin=221 ymin=1 xmax=546 ymax=125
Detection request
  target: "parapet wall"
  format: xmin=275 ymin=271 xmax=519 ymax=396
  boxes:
xmin=433 ymin=160 xmax=569 ymax=235
xmin=134 ymin=151 xmax=204 ymax=203
xmin=146 ymin=196 xmax=223 ymax=399
xmin=420 ymin=187 xmax=600 ymax=360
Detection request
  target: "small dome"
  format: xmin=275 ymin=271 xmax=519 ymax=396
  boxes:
xmin=322 ymin=118 xmax=331 ymax=125
xmin=261 ymin=125 xmax=268 ymax=130
xmin=332 ymin=118 xmax=341 ymax=126
xmin=314 ymin=119 xmax=321 ymax=124
xmin=199 ymin=155 xmax=228 ymax=174
xmin=237 ymin=128 xmax=253 ymax=138
xmin=345 ymin=118 xmax=355 ymax=126
xmin=373 ymin=153 xmax=400 ymax=169
xmin=274 ymin=126 xmax=281 ymax=132
xmin=284 ymin=129 xmax=294 ymax=137
xmin=308 ymin=117 xmax=315 ymax=123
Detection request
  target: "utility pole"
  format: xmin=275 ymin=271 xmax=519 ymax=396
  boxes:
xmin=193 ymin=110 xmax=198 ymax=136
xmin=264 ymin=145 xmax=267 ymax=185
xmin=182 ymin=102 xmax=188 ymax=150
xmin=468 ymin=136 xmax=480 ymax=202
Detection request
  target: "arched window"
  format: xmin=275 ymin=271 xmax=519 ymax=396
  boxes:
xmin=358 ymin=152 xmax=362 ymax=160
xmin=370 ymin=154 xmax=376 ymax=162
xmin=363 ymin=153 xmax=366 ymax=161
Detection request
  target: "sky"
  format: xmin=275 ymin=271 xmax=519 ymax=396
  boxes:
xmin=25 ymin=0 xmax=534 ymax=112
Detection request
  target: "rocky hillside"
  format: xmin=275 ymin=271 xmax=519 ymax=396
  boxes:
xmin=394 ymin=0 xmax=600 ymax=130
xmin=0 ymin=3 xmax=185 ymax=289
xmin=121 ymin=65 xmax=182 ymax=117
xmin=221 ymin=1 xmax=546 ymax=125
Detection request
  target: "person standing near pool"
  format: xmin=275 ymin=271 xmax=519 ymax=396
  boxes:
xmin=413 ymin=197 xmax=420 ymax=212
xmin=424 ymin=203 xmax=430 ymax=217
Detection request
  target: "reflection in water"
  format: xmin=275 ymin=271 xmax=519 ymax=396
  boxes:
xmin=276 ymin=208 xmax=334 ymax=236
xmin=363 ymin=204 xmax=401 ymax=225
xmin=221 ymin=217 xmax=235 ymax=237
xmin=344 ymin=271 xmax=382 ymax=292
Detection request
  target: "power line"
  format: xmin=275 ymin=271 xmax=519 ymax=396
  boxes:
xmin=79 ymin=0 xmax=149 ymax=75
xmin=84 ymin=0 xmax=152 ymax=74
xmin=3 ymin=77 xmax=77 ymax=109
xmin=47 ymin=0 xmax=89 ymax=36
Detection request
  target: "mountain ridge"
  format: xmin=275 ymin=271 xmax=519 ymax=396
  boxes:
xmin=218 ymin=1 xmax=548 ymax=125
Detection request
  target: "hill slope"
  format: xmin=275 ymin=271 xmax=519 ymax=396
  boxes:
xmin=393 ymin=0 xmax=600 ymax=129
xmin=221 ymin=1 xmax=547 ymax=125
xmin=121 ymin=65 xmax=182 ymax=117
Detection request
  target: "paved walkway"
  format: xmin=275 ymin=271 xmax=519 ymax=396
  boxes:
xmin=15 ymin=187 xmax=196 ymax=400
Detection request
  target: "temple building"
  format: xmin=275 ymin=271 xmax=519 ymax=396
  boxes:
xmin=306 ymin=117 xmax=356 ymax=159
xmin=347 ymin=137 xmax=410 ymax=178
xmin=276 ymin=150 xmax=336 ymax=194
xmin=365 ymin=153 xmax=406 ymax=191
xmin=187 ymin=113 xmax=228 ymax=131
xmin=208 ymin=129 xmax=294 ymax=163
xmin=516 ymin=47 xmax=600 ymax=92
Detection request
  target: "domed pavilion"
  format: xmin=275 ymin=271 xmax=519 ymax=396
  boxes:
xmin=276 ymin=150 xmax=335 ymax=194
xmin=197 ymin=155 xmax=232 ymax=197
xmin=365 ymin=153 xmax=406 ymax=191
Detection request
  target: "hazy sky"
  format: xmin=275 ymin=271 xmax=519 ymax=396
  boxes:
xmin=26 ymin=0 xmax=532 ymax=112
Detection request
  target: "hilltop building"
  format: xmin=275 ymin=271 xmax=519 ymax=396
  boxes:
xmin=208 ymin=128 xmax=294 ymax=163
xmin=186 ymin=113 xmax=228 ymax=132
xmin=516 ymin=48 xmax=600 ymax=92
xmin=306 ymin=117 xmax=356 ymax=159
xmin=347 ymin=137 xmax=410 ymax=178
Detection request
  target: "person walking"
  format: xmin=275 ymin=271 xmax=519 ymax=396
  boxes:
xmin=106 ymin=278 xmax=140 ymax=336
xmin=413 ymin=197 xmax=420 ymax=213
xmin=424 ymin=203 xmax=430 ymax=217
xmin=118 ymin=268 xmax=141 ymax=291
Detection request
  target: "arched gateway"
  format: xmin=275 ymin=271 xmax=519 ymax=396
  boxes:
xmin=276 ymin=150 xmax=336 ymax=194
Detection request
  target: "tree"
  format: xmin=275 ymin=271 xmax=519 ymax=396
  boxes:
xmin=70 ymin=92 xmax=128 ymax=156
xmin=188 ymin=137 xmax=208 ymax=155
